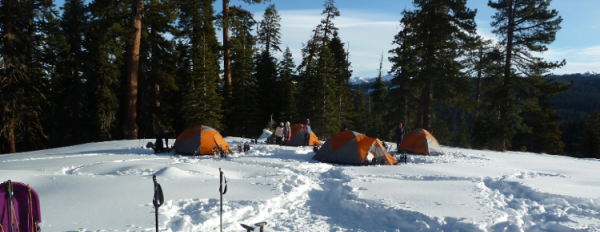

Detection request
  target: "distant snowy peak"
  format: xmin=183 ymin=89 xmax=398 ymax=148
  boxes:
xmin=583 ymin=71 xmax=599 ymax=76
xmin=349 ymin=74 xmax=394 ymax=85
xmin=349 ymin=76 xmax=370 ymax=84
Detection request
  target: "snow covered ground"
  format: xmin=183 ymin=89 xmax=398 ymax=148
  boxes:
xmin=2 ymin=134 xmax=600 ymax=231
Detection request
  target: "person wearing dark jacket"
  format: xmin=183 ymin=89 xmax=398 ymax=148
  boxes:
xmin=395 ymin=123 xmax=405 ymax=152
xmin=155 ymin=130 xmax=174 ymax=152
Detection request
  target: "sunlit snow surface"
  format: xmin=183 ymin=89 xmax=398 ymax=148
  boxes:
xmin=2 ymin=136 xmax=600 ymax=232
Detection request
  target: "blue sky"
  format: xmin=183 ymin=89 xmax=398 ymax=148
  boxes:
xmin=54 ymin=0 xmax=599 ymax=78
xmin=238 ymin=0 xmax=600 ymax=78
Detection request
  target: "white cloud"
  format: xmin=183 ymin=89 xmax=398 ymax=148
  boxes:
xmin=531 ymin=46 xmax=600 ymax=74
xmin=275 ymin=9 xmax=400 ymax=78
xmin=246 ymin=9 xmax=599 ymax=78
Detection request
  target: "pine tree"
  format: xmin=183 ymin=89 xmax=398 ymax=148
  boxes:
xmin=255 ymin=4 xmax=282 ymax=130
xmin=469 ymin=43 xmax=506 ymax=149
xmin=296 ymin=26 xmax=322 ymax=121
xmin=511 ymin=75 xmax=571 ymax=155
xmin=279 ymin=47 xmax=298 ymax=123
xmin=226 ymin=6 xmax=260 ymax=137
xmin=137 ymin=0 xmax=178 ymax=137
xmin=0 ymin=0 xmax=57 ymax=153
xmin=320 ymin=0 xmax=339 ymax=43
xmin=177 ymin=0 xmax=223 ymax=129
xmin=221 ymin=0 xmax=269 ymax=97
xmin=258 ymin=4 xmax=281 ymax=55
xmin=329 ymin=31 xmax=353 ymax=128
xmin=170 ymin=41 xmax=192 ymax=133
xmin=388 ymin=16 xmax=421 ymax=132
xmin=313 ymin=45 xmax=340 ymax=137
xmin=85 ymin=0 xmax=129 ymax=141
xmin=488 ymin=0 xmax=565 ymax=151
xmin=47 ymin=0 xmax=88 ymax=147
xmin=389 ymin=0 xmax=476 ymax=132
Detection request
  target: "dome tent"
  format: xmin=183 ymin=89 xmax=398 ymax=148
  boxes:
xmin=398 ymin=128 xmax=444 ymax=155
xmin=285 ymin=123 xmax=322 ymax=146
xmin=313 ymin=130 xmax=397 ymax=165
xmin=173 ymin=125 xmax=232 ymax=155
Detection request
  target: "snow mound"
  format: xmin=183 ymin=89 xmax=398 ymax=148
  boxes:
xmin=154 ymin=166 xmax=194 ymax=178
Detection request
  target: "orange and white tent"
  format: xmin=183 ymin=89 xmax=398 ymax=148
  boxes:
xmin=313 ymin=130 xmax=397 ymax=165
xmin=173 ymin=125 xmax=232 ymax=155
xmin=285 ymin=123 xmax=323 ymax=146
xmin=398 ymin=128 xmax=444 ymax=155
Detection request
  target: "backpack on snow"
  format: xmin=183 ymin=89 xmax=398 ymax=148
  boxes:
xmin=0 ymin=180 xmax=42 ymax=232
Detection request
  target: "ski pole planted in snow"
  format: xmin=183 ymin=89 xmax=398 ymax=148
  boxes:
xmin=219 ymin=168 xmax=227 ymax=232
xmin=152 ymin=175 xmax=164 ymax=232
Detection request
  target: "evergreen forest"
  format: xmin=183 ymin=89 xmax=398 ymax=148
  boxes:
xmin=1 ymin=0 xmax=596 ymax=158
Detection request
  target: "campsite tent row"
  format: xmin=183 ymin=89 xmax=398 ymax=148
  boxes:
xmin=312 ymin=128 xmax=443 ymax=165
xmin=172 ymin=125 xmax=443 ymax=159
xmin=173 ymin=124 xmax=322 ymax=156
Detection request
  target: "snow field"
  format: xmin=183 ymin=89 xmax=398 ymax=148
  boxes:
xmin=1 ymin=138 xmax=600 ymax=231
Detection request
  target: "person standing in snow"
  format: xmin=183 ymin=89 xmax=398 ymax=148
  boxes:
xmin=395 ymin=123 xmax=405 ymax=152
xmin=155 ymin=130 xmax=174 ymax=152
xmin=274 ymin=122 xmax=284 ymax=145
xmin=303 ymin=119 xmax=312 ymax=146
xmin=283 ymin=121 xmax=291 ymax=145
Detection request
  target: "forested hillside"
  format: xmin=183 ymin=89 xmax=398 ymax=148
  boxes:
xmin=354 ymin=73 xmax=599 ymax=157
xmin=550 ymin=74 xmax=600 ymax=156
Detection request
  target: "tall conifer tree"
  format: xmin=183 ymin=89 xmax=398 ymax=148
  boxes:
xmin=85 ymin=0 xmax=129 ymax=140
xmin=137 ymin=0 xmax=178 ymax=137
xmin=48 ymin=0 xmax=88 ymax=147
xmin=0 ymin=0 xmax=57 ymax=152
xmin=255 ymin=4 xmax=282 ymax=129
xmin=488 ymin=0 xmax=566 ymax=151
xmin=390 ymin=0 xmax=477 ymax=132
xmin=329 ymin=31 xmax=353 ymax=128
xmin=279 ymin=47 xmax=298 ymax=123
xmin=226 ymin=6 xmax=260 ymax=137
xmin=177 ymin=0 xmax=223 ymax=129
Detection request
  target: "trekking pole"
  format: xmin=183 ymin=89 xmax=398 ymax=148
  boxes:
xmin=152 ymin=175 xmax=164 ymax=232
xmin=7 ymin=180 xmax=14 ymax=232
xmin=219 ymin=168 xmax=228 ymax=232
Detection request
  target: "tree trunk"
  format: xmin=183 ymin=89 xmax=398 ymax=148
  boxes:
xmin=124 ymin=0 xmax=144 ymax=139
xmin=474 ymin=46 xmax=483 ymax=123
xmin=499 ymin=0 xmax=514 ymax=152
xmin=151 ymin=27 xmax=161 ymax=130
xmin=223 ymin=0 xmax=232 ymax=96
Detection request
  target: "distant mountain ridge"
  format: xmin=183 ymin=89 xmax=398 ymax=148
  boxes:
xmin=552 ymin=71 xmax=599 ymax=77
xmin=349 ymin=74 xmax=394 ymax=84
xmin=349 ymin=72 xmax=599 ymax=85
